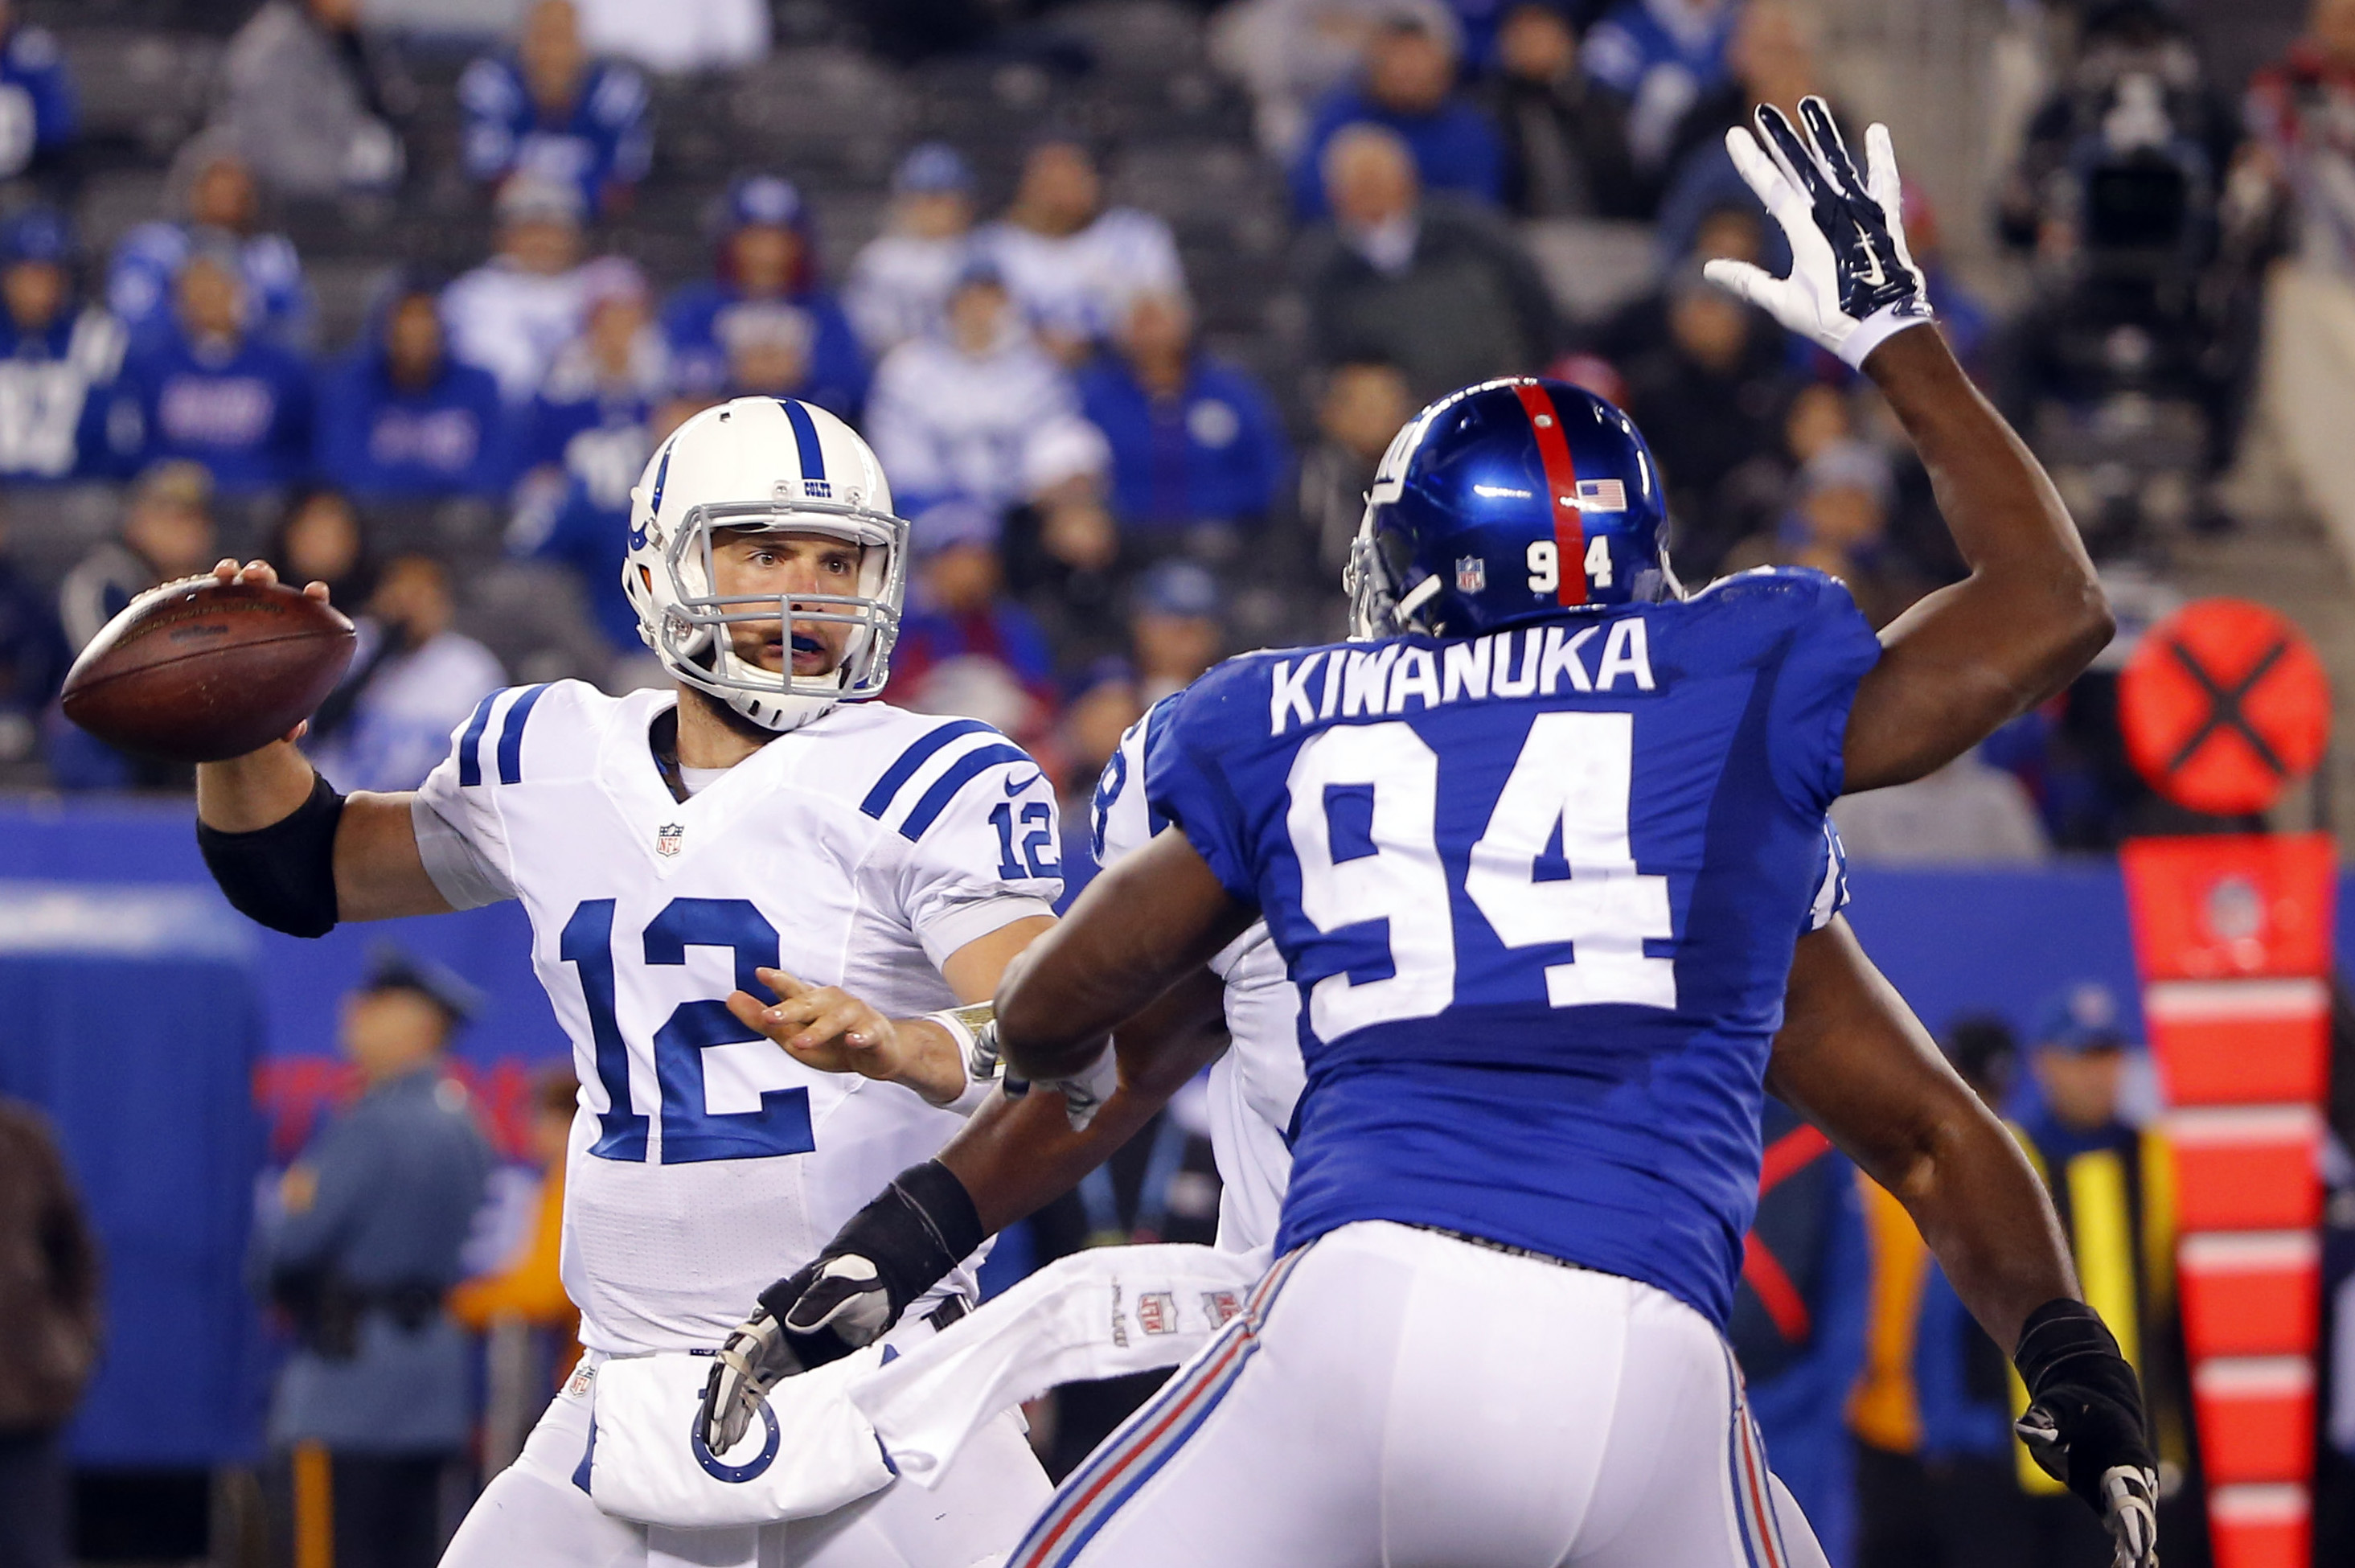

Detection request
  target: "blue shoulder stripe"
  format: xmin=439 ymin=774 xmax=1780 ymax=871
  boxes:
xmin=454 ymin=692 xmax=499 ymax=787
xmin=897 ymin=743 xmax=1032 ymax=842
xmin=777 ymin=399 xmax=827 ymax=485
xmin=494 ymin=683 xmax=552 ymax=786
xmin=859 ymin=719 xmax=995 ymax=820
xmin=1139 ymin=692 xmax=1184 ymax=839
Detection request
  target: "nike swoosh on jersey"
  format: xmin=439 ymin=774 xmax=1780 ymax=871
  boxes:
xmin=1004 ymin=769 xmax=1044 ymax=795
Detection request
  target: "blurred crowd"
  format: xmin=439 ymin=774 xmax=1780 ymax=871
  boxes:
xmin=0 ymin=0 xmax=2330 ymax=864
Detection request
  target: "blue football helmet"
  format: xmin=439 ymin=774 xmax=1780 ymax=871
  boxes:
xmin=1346 ymin=377 xmax=1677 ymax=639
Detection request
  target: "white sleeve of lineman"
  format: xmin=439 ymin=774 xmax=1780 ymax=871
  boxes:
xmin=896 ymin=747 xmax=1063 ymax=971
xmin=1806 ymin=818 xmax=1851 ymax=932
xmin=409 ymin=702 xmax=520 ymax=911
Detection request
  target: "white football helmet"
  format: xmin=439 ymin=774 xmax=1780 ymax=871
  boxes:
xmin=623 ymin=397 xmax=909 ymax=733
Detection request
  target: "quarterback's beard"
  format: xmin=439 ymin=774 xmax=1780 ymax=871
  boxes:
xmin=676 ymin=680 xmax=787 ymax=746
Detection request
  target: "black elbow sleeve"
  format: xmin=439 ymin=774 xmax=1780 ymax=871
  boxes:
xmin=197 ymin=774 xmax=346 ymax=938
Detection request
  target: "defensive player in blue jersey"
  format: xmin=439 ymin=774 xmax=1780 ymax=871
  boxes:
xmin=968 ymin=102 xmax=2155 ymax=1568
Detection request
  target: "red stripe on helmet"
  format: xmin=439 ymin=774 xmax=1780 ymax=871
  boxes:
xmin=1510 ymin=380 xmax=1586 ymax=607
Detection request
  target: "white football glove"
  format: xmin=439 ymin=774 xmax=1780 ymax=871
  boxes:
xmin=1003 ymin=1044 xmax=1120 ymax=1131
xmin=1704 ymin=97 xmax=1935 ymax=369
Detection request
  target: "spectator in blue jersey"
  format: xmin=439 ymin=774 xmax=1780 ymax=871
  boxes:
xmin=524 ymin=256 xmax=667 ymax=478
xmin=889 ymin=499 xmax=1061 ymax=757
xmin=459 ymin=0 xmax=649 ymax=219
xmin=846 ymin=143 xmax=979 ymax=358
xmin=510 ymin=390 xmax=708 ymax=658
xmin=0 ymin=1 xmax=76 ymax=187
xmin=1077 ymin=290 xmax=1289 ymax=551
xmin=660 ymin=174 xmax=867 ymax=418
xmin=316 ymin=274 xmax=508 ymax=501
xmin=113 ymin=248 xmax=313 ymax=495
xmin=108 ymin=141 xmax=311 ymax=352
xmin=1727 ymin=1096 xmax=1869 ymax=1568
xmin=1290 ymin=10 xmax=1506 ymax=219
xmin=1581 ymin=0 xmax=1738 ymax=185
xmin=0 ymin=209 xmax=127 ymax=483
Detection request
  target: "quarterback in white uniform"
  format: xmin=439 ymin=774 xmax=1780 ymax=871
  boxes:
xmin=191 ymin=397 xmax=1056 ymax=1567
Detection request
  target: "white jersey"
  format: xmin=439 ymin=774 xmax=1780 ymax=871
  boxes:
xmin=1089 ymin=690 xmax=1853 ymax=1258
xmin=412 ymin=682 xmax=1061 ymax=1355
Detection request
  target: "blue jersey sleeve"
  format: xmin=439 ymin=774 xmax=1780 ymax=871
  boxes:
xmin=1141 ymin=658 xmax=1266 ymax=906
xmin=1759 ymin=569 xmax=1881 ymax=816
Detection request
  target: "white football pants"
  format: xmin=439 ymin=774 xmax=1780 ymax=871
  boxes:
xmin=439 ymin=1349 xmax=1050 ymax=1568
xmin=1003 ymin=1220 xmax=1831 ymax=1568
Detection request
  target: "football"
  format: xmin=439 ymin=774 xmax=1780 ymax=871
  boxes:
xmin=60 ymin=577 xmax=357 ymax=764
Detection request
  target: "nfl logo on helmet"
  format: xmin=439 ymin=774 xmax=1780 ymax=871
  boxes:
xmin=1455 ymin=556 xmax=1486 ymax=593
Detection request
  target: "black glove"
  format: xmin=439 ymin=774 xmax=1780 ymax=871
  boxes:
xmin=699 ymin=1160 xmax=983 ymax=1451
xmin=2012 ymin=1299 xmax=2160 ymax=1568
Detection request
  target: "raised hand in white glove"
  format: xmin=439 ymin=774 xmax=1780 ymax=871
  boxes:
xmin=1703 ymin=96 xmax=1935 ymax=370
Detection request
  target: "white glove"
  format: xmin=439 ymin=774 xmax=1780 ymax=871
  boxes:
xmin=1703 ymin=96 xmax=1934 ymax=369
xmin=1003 ymin=1045 xmax=1120 ymax=1131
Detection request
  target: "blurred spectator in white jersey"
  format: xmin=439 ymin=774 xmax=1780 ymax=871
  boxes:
xmin=865 ymin=260 xmax=1097 ymax=517
xmin=1580 ymin=0 xmax=1739 ymax=186
xmin=443 ymin=176 xmax=590 ymax=404
xmin=570 ymin=0 xmax=769 ymax=73
xmin=977 ymin=134 xmax=1184 ymax=366
xmin=306 ymin=553 xmax=504 ymax=793
xmin=0 ymin=209 xmax=126 ymax=484
xmin=211 ymin=0 xmax=412 ymax=199
xmin=460 ymin=0 xmax=650 ymax=219
xmin=109 ymin=139 xmax=313 ymax=351
xmin=519 ymin=255 xmax=668 ymax=501
xmin=846 ymin=143 xmax=979 ymax=357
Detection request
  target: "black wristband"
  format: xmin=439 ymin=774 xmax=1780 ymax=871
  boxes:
xmin=2013 ymin=1297 xmax=2129 ymax=1396
xmin=196 ymin=773 xmax=345 ymax=938
xmin=762 ymin=1160 xmax=984 ymax=1325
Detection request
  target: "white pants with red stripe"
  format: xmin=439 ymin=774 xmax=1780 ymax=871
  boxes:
xmin=1006 ymin=1221 xmax=1830 ymax=1568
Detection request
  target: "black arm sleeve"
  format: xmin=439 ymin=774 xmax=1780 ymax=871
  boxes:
xmin=196 ymin=773 xmax=346 ymax=938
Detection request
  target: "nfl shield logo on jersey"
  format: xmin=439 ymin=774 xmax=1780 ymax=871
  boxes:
xmin=1455 ymin=556 xmax=1487 ymax=593
xmin=656 ymin=823 xmax=685 ymax=858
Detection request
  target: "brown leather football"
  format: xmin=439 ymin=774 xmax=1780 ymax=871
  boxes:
xmin=61 ymin=578 xmax=357 ymax=763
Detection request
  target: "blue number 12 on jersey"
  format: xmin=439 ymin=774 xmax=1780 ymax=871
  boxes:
xmin=560 ymin=897 xmax=819 ymax=1164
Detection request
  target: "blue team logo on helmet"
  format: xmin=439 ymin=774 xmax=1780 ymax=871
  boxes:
xmin=1347 ymin=377 xmax=1676 ymax=638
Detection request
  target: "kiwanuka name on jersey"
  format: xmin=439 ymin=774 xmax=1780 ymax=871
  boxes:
xmin=413 ymin=682 xmax=1061 ymax=1355
xmin=1142 ymin=567 xmax=1881 ymax=1327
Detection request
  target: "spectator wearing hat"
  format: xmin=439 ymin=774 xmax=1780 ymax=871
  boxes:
xmin=1579 ymin=0 xmax=1739 ymax=184
xmin=109 ymin=245 xmax=313 ymax=495
xmin=975 ymin=134 xmax=1185 ymax=365
xmin=1077 ymin=290 xmax=1290 ymax=553
xmin=523 ymin=256 xmax=667 ymax=474
xmin=1130 ymin=559 xmax=1225 ymax=704
xmin=510 ymin=388 xmax=708 ymax=659
xmin=305 ymin=552 xmax=504 ymax=794
xmin=108 ymin=140 xmax=312 ymax=353
xmin=888 ymin=499 xmax=1060 ymax=753
xmin=211 ymin=0 xmax=412 ymax=199
xmin=0 ymin=1092 xmax=101 ymax=1568
xmin=1911 ymin=984 xmax=2193 ymax=1568
xmin=0 ymin=0 xmax=76 ymax=187
xmin=0 ymin=208 xmax=127 ymax=482
xmin=1298 ymin=122 xmax=1563 ymax=402
xmin=253 ymin=946 xmax=492 ymax=1568
xmin=443 ymin=175 xmax=591 ymax=406
xmin=1289 ymin=8 xmax=1507 ymax=219
xmin=866 ymin=260 xmax=1096 ymax=519
xmin=846 ymin=142 xmax=979 ymax=357
xmin=57 ymin=462 xmax=216 ymax=654
xmin=317 ymin=273 xmax=508 ymax=500
xmin=659 ymin=172 xmax=867 ymax=417
xmin=459 ymin=0 xmax=649 ymax=219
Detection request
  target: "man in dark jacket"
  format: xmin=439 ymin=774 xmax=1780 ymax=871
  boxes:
xmin=1299 ymin=121 xmax=1563 ymax=402
xmin=0 ymin=1097 xmax=103 ymax=1568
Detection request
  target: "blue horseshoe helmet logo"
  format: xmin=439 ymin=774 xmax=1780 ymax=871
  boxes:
xmin=690 ymin=1395 xmax=781 ymax=1483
